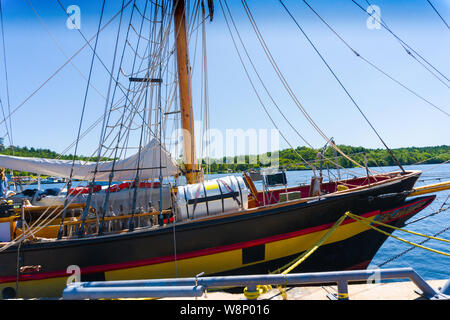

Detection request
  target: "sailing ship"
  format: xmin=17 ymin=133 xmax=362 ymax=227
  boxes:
xmin=0 ymin=0 xmax=447 ymax=299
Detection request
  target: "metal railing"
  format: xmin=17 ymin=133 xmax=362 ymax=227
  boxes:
xmin=62 ymin=267 xmax=450 ymax=300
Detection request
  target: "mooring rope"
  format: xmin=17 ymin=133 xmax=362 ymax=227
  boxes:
xmin=345 ymin=212 xmax=450 ymax=257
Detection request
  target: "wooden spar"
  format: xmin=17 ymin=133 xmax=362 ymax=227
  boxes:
xmin=408 ymin=181 xmax=450 ymax=197
xmin=173 ymin=0 xmax=203 ymax=184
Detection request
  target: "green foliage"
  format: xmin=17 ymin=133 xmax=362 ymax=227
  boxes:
xmin=2 ymin=144 xmax=449 ymax=176
xmin=201 ymin=145 xmax=450 ymax=174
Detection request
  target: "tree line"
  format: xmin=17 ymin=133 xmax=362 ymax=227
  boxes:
xmin=201 ymin=145 xmax=450 ymax=173
xmin=0 ymin=144 xmax=448 ymax=176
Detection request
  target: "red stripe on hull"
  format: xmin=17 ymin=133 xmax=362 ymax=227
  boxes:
xmin=346 ymin=260 xmax=371 ymax=270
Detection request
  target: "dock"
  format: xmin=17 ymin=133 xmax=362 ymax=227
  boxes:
xmin=161 ymin=279 xmax=449 ymax=300
xmin=62 ymin=268 xmax=450 ymax=300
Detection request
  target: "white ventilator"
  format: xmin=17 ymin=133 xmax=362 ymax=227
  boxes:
xmin=176 ymin=176 xmax=249 ymax=220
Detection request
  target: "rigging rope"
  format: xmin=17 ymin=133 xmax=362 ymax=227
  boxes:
xmin=93 ymin=0 xmax=126 ymax=235
xmin=345 ymin=211 xmax=450 ymax=257
xmin=157 ymin=0 xmax=166 ymax=226
xmin=222 ymin=1 xmax=313 ymax=151
xmin=425 ymin=0 xmax=450 ymax=30
xmin=0 ymin=1 xmax=133 ymax=128
xmin=301 ymin=0 xmax=449 ymax=118
xmin=98 ymin=0 xmax=147 ymax=233
xmin=0 ymin=0 xmax=12 ymax=148
xmin=0 ymin=0 xmax=16 ymax=191
xmin=98 ymin=0 xmax=177 ymax=231
xmin=0 ymin=97 xmax=10 ymax=145
xmin=227 ymin=4 xmax=383 ymax=180
xmin=376 ymin=194 xmax=449 ymax=267
xmin=273 ymin=214 xmax=348 ymax=275
xmin=8 ymin=81 xmax=172 ymax=242
xmin=201 ymin=0 xmax=211 ymax=177
xmin=223 ymin=1 xmax=369 ymax=178
xmin=353 ymin=0 xmax=450 ymax=88
xmin=240 ymin=0 xmax=373 ymax=174
xmin=26 ymin=0 xmax=107 ymax=101
xmin=279 ymin=0 xmax=406 ymax=174
xmin=347 ymin=211 xmax=450 ymax=243
xmin=219 ymin=0 xmax=317 ymax=174
xmin=129 ymin=0 xmax=152 ymax=231
xmin=378 ymin=225 xmax=450 ymax=268
xmin=0 ymin=142 xmax=124 ymax=252
xmin=1 ymin=27 xmax=174 ymax=242
xmin=406 ymin=194 xmax=449 ymax=226
xmin=243 ymin=213 xmax=347 ymax=299
xmin=65 ymin=0 xmax=107 ymax=238
xmin=55 ymin=0 xmax=142 ymax=111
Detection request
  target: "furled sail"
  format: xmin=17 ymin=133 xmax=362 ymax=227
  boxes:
xmin=0 ymin=139 xmax=179 ymax=181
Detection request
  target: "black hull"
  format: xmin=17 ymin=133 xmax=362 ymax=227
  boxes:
xmin=0 ymin=171 xmax=431 ymax=298
xmin=214 ymin=203 xmax=421 ymax=277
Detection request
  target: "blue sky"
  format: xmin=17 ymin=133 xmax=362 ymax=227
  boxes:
xmin=0 ymin=0 xmax=448 ymax=159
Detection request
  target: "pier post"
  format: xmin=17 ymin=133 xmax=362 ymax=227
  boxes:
xmin=337 ymin=280 xmax=349 ymax=300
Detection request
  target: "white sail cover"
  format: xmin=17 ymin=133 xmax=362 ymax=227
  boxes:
xmin=0 ymin=139 xmax=179 ymax=181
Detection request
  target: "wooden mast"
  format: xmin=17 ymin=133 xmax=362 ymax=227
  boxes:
xmin=173 ymin=0 xmax=202 ymax=184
